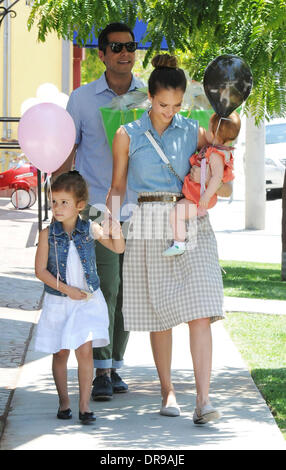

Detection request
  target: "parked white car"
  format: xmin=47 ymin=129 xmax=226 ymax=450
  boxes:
xmin=265 ymin=119 xmax=286 ymax=193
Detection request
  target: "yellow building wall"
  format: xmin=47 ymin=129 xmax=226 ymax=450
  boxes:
xmin=0 ymin=1 xmax=73 ymax=170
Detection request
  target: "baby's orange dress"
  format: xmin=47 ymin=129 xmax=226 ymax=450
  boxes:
xmin=182 ymin=145 xmax=234 ymax=209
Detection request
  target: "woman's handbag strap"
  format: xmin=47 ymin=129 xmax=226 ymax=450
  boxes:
xmin=145 ymin=130 xmax=184 ymax=184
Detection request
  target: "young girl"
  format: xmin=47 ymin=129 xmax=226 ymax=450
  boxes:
xmin=163 ymin=111 xmax=241 ymax=256
xmin=34 ymin=171 xmax=125 ymax=424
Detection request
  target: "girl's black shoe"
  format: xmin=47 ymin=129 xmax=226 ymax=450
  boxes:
xmin=57 ymin=408 xmax=72 ymax=420
xmin=79 ymin=411 xmax=96 ymax=425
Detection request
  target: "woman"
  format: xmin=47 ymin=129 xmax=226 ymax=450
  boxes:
xmin=106 ymin=54 xmax=232 ymax=424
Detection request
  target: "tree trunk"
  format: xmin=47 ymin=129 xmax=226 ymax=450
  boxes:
xmin=245 ymin=114 xmax=265 ymax=230
xmin=282 ymin=171 xmax=286 ymax=280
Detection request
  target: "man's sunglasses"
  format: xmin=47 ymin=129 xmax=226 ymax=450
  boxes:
xmin=107 ymin=41 xmax=138 ymax=53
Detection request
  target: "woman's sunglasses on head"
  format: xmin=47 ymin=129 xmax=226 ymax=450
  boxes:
xmin=107 ymin=41 xmax=138 ymax=53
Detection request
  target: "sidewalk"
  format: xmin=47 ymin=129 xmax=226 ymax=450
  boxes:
xmin=224 ymin=296 xmax=286 ymax=315
xmin=0 ymin=198 xmax=42 ymax=441
xmin=0 ymin=196 xmax=285 ymax=450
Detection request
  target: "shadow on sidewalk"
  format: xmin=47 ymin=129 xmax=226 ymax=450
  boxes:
xmin=0 ymin=275 xmax=43 ymax=310
xmin=0 ymin=205 xmax=39 ymax=222
xmin=1 ymin=364 xmax=279 ymax=450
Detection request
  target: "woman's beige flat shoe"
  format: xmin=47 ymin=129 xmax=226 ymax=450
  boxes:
xmin=193 ymin=404 xmax=221 ymax=424
xmin=160 ymin=401 xmax=181 ymax=417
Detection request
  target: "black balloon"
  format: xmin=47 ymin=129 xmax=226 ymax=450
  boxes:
xmin=203 ymin=55 xmax=253 ymax=117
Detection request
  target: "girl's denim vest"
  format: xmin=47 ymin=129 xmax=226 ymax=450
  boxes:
xmin=44 ymin=217 xmax=100 ymax=297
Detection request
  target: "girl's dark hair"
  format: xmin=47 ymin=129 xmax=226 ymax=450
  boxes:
xmin=51 ymin=171 xmax=88 ymax=202
xmin=98 ymin=22 xmax=135 ymax=52
xmin=148 ymin=54 xmax=187 ymax=96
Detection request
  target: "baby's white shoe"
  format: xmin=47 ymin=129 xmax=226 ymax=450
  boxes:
xmin=162 ymin=242 xmax=185 ymax=257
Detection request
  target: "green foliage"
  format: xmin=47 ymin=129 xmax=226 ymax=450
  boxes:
xmin=81 ymin=49 xmax=105 ymax=84
xmin=27 ymin=0 xmax=138 ymax=44
xmin=181 ymin=0 xmax=286 ymax=122
xmin=27 ymin=0 xmax=286 ymax=122
xmin=136 ymin=1 xmax=223 ymax=66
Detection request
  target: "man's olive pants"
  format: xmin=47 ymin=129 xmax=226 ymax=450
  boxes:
xmin=83 ymin=206 xmax=129 ymax=369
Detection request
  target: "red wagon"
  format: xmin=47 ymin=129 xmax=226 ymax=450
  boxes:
xmin=0 ymin=161 xmax=38 ymax=209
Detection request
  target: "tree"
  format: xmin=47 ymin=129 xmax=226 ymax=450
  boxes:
xmin=28 ymin=0 xmax=286 ymax=121
xmin=282 ymin=172 xmax=286 ymax=280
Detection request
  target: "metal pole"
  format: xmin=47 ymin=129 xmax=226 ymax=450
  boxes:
xmin=0 ymin=3 xmax=44 ymax=233
xmin=43 ymin=172 xmax=49 ymax=221
xmin=37 ymin=169 xmax=42 ymax=232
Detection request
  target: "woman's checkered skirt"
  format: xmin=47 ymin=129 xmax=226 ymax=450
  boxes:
xmin=122 ymin=194 xmax=225 ymax=332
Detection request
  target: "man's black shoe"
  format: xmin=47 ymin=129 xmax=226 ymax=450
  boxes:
xmin=91 ymin=375 xmax=113 ymax=401
xmin=111 ymin=371 xmax=128 ymax=393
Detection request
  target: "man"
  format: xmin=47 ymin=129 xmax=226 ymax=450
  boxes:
xmin=55 ymin=23 xmax=144 ymax=400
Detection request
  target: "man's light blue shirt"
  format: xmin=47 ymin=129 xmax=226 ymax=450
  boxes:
xmin=123 ymin=111 xmax=199 ymax=194
xmin=67 ymin=73 xmax=144 ymax=220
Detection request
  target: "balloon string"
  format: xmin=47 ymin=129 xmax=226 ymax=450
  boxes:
xmin=48 ymin=179 xmax=61 ymax=291
xmin=212 ymin=116 xmax=232 ymax=145
xmin=212 ymin=117 xmax=222 ymax=145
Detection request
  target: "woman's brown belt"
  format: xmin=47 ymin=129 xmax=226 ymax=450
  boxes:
xmin=138 ymin=195 xmax=183 ymax=203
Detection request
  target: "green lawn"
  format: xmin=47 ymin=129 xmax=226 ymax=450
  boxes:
xmin=220 ymin=260 xmax=286 ymax=300
xmin=224 ymin=312 xmax=286 ymax=440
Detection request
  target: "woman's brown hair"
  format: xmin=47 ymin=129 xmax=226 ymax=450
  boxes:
xmin=148 ymin=54 xmax=187 ymax=97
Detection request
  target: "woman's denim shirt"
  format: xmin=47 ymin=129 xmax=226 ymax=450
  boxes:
xmin=44 ymin=217 xmax=100 ymax=297
xmin=123 ymin=111 xmax=199 ymax=194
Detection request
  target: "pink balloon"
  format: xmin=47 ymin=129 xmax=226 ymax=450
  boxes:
xmin=18 ymin=103 xmax=76 ymax=174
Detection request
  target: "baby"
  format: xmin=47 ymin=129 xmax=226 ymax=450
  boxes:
xmin=163 ymin=111 xmax=241 ymax=256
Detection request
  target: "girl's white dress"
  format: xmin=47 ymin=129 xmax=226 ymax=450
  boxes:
xmin=34 ymin=240 xmax=109 ymax=353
